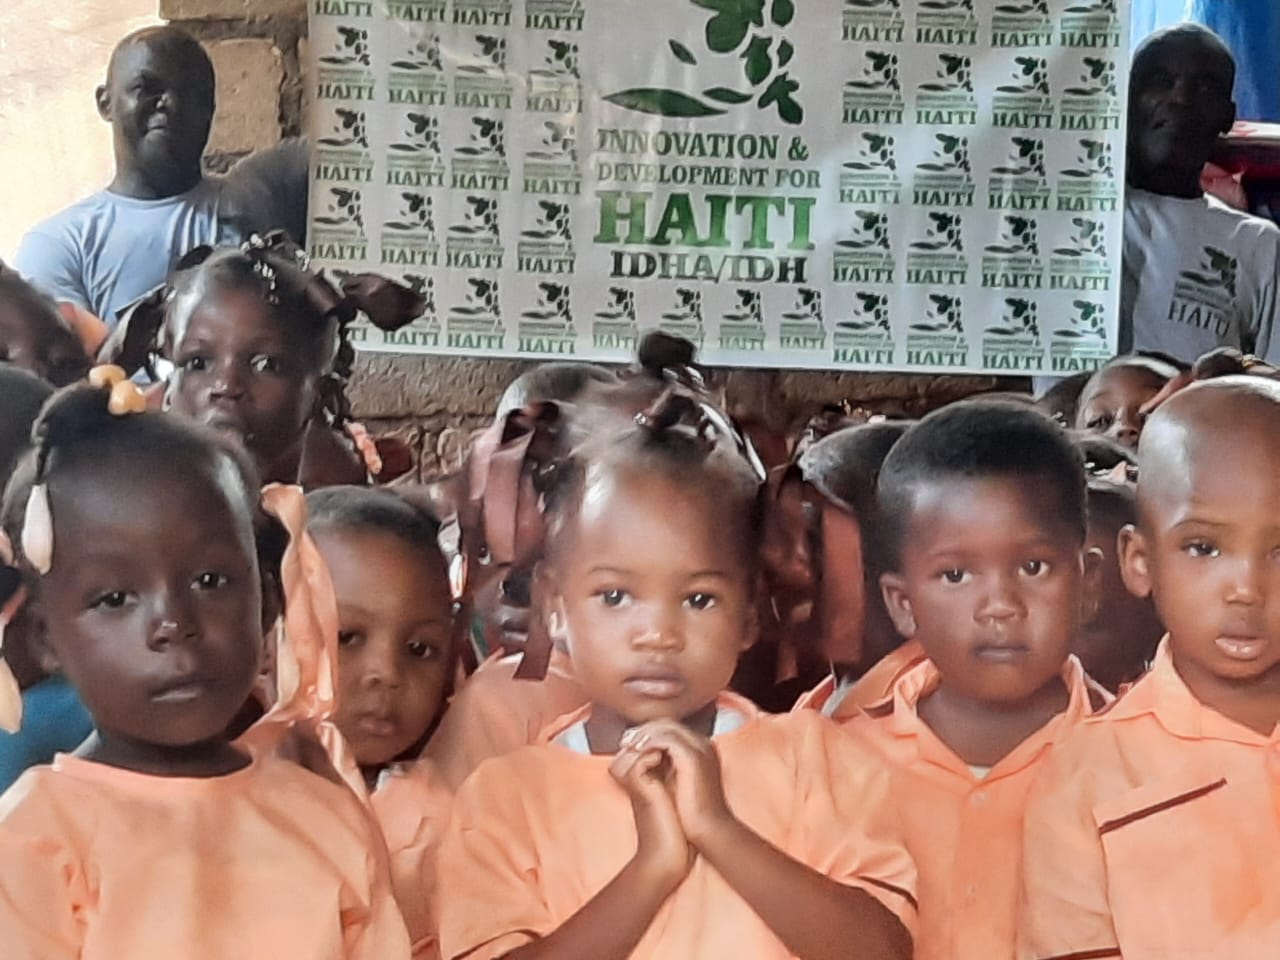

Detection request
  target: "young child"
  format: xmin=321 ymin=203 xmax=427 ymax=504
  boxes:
xmin=307 ymin=485 xmax=458 ymax=958
xmin=436 ymin=393 xmax=916 ymax=960
xmin=0 ymin=372 xmax=411 ymax=959
xmin=1019 ymin=376 xmax=1280 ymax=958
xmin=0 ymin=366 xmax=93 ymax=791
xmin=1074 ymin=354 xmax=1182 ymax=449
xmin=845 ymin=401 xmax=1107 ymax=960
xmin=1073 ymin=475 xmax=1163 ymax=692
xmin=424 ymin=341 xmax=697 ymax=790
xmin=109 ymin=234 xmax=420 ymax=488
xmin=0 ymin=265 xmax=92 ymax=387
xmin=308 ymin=486 xmax=454 ymax=787
xmin=422 ymin=361 xmax=616 ymax=791
xmin=786 ymin=420 xmax=923 ymax=717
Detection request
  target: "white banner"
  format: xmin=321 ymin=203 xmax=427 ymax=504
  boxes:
xmin=306 ymin=0 xmax=1129 ymax=374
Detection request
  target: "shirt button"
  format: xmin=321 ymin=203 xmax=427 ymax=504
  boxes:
xmin=972 ymin=791 xmax=987 ymax=804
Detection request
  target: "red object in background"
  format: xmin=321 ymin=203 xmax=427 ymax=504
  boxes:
xmin=1210 ymin=121 xmax=1280 ymax=222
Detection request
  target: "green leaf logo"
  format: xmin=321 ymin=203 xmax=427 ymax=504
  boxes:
xmin=669 ymin=40 xmax=698 ymax=65
xmin=602 ymin=88 xmax=727 ymax=117
xmin=604 ymin=0 xmax=804 ymax=124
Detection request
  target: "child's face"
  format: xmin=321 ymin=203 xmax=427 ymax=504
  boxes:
xmin=882 ymin=477 xmax=1087 ymax=704
xmin=548 ymin=467 xmax=755 ymax=727
xmin=34 ymin=458 xmax=262 ymax=750
xmin=1076 ymin=364 xmax=1167 ymax=449
xmin=167 ymin=287 xmax=321 ymax=484
xmin=313 ymin=526 xmax=453 ymax=769
xmin=1122 ymin=420 xmax=1280 ymax=688
xmin=0 ymin=299 xmax=90 ymax=387
xmin=1075 ymin=503 xmax=1163 ymax=691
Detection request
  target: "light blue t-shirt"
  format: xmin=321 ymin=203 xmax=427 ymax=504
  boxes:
xmin=0 ymin=676 xmax=93 ymax=794
xmin=14 ymin=180 xmax=243 ymax=327
xmin=12 ymin=140 xmax=311 ymax=327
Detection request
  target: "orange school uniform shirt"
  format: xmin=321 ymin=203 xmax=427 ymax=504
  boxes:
xmin=423 ymin=645 xmax=587 ymax=790
xmin=794 ymin=638 xmax=926 ymax=718
xmin=372 ymin=757 xmax=454 ymax=960
xmin=0 ymin=749 xmax=412 ymax=960
xmin=848 ymin=655 xmax=1104 ymax=960
xmin=1020 ymin=640 xmax=1280 ymax=960
xmin=437 ymin=693 xmax=917 ymax=960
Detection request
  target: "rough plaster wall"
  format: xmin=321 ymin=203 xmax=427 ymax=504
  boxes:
xmin=162 ymin=0 xmax=1008 ymax=480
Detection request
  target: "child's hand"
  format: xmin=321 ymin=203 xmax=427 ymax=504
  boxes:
xmin=609 ymin=743 xmax=694 ymax=893
xmin=621 ymin=721 xmax=735 ymax=848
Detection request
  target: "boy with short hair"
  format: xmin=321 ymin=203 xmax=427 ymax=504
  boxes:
xmin=1019 ymin=376 xmax=1280 ymax=959
xmin=844 ymin=401 xmax=1107 ymax=960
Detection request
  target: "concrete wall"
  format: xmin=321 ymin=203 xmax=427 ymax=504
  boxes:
xmin=161 ymin=0 xmax=1005 ymax=479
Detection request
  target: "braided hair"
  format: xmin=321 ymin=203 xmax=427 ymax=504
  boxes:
xmin=543 ymin=387 xmax=767 ymax=564
xmin=107 ymin=232 xmax=422 ymax=440
xmin=0 ymin=381 xmax=287 ymax=587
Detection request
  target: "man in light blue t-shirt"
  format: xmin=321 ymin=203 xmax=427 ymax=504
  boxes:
xmin=15 ymin=26 xmax=306 ymax=327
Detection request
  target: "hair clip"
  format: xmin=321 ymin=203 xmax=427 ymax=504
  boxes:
xmin=241 ymin=237 xmax=282 ymax=305
xmin=254 ymin=260 xmax=280 ymax=305
xmin=21 ymin=483 xmax=52 ymax=576
xmin=89 ymin=365 xmax=147 ymax=416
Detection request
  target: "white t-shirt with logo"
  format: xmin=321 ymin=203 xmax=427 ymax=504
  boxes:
xmin=1121 ymin=188 xmax=1280 ymax=364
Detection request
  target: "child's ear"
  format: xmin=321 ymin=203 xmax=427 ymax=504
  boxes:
xmin=1080 ymin=546 xmax=1105 ymax=622
xmin=879 ymin=571 xmax=916 ymax=639
xmin=95 ymin=84 xmax=112 ymax=122
xmin=545 ymin=594 xmax=568 ymax=644
xmin=1117 ymin=524 xmax=1152 ymax=599
xmin=536 ymin=563 xmax=569 ymax=645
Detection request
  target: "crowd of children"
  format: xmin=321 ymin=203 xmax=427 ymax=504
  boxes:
xmin=0 ymin=16 xmax=1278 ymax=960
xmin=0 ymin=275 xmax=1277 ymax=957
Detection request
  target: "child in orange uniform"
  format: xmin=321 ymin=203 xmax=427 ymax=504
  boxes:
xmin=436 ymin=393 xmax=916 ymax=960
xmin=787 ymin=421 xmax=921 ymax=718
xmin=1020 ymin=376 xmax=1280 ymax=959
xmin=307 ymin=485 xmax=459 ymax=958
xmin=0 ymin=375 xmax=410 ymax=960
xmin=845 ymin=401 xmax=1108 ymax=960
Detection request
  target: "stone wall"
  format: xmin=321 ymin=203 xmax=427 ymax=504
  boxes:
xmin=162 ymin=0 xmax=1009 ymax=480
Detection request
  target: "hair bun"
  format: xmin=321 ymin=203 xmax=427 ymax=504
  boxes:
xmin=637 ymin=331 xmax=697 ymax=378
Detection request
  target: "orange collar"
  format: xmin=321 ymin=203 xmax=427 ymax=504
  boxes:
xmin=865 ymin=655 xmax=1101 ymax=782
xmin=1097 ymin=637 xmax=1280 ymax=746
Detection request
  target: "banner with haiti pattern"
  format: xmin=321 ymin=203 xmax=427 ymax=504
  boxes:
xmin=306 ymin=0 xmax=1128 ymax=374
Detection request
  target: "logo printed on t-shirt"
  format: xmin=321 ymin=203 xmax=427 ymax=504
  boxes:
xmin=1167 ymin=246 xmax=1237 ymax=338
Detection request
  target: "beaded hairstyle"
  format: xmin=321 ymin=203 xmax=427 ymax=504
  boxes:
xmin=106 ymin=231 xmax=424 ymax=442
xmin=0 ymin=369 xmax=289 ymax=734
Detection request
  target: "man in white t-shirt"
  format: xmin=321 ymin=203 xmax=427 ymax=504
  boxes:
xmin=1121 ymin=23 xmax=1280 ymax=364
xmin=14 ymin=26 xmax=306 ymax=327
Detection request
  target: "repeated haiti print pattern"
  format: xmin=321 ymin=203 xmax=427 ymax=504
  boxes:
xmin=306 ymin=0 xmax=1129 ymax=373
